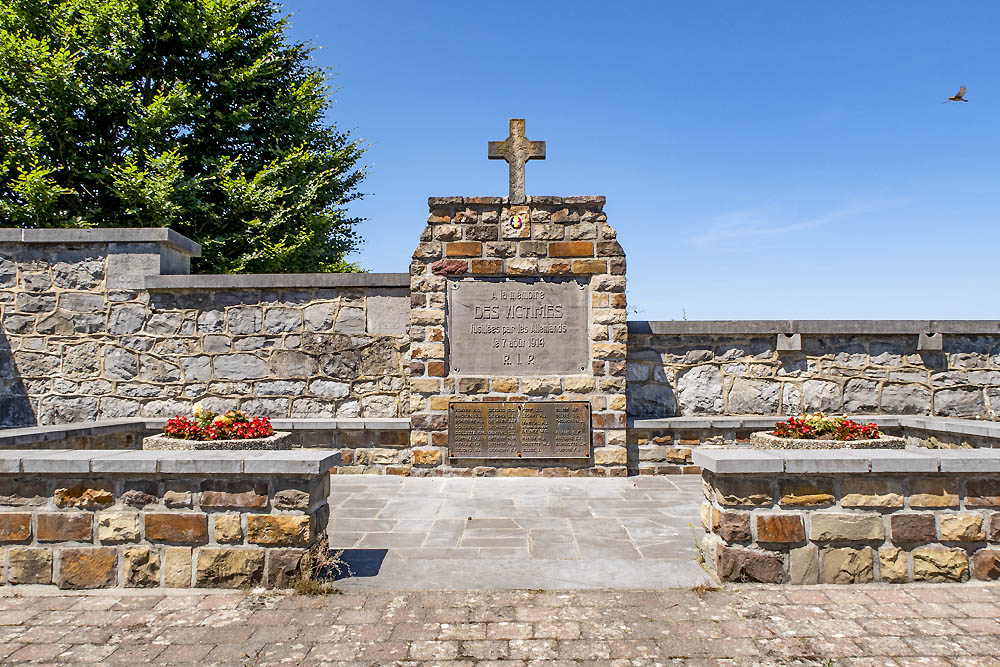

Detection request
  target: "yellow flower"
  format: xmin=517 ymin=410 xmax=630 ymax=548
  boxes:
xmin=193 ymin=403 xmax=204 ymax=416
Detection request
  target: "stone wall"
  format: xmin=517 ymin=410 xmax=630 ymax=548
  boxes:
xmin=0 ymin=230 xmax=409 ymax=429
xmin=697 ymin=449 xmax=1000 ymax=584
xmin=627 ymin=325 xmax=1000 ymax=420
xmin=0 ymin=450 xmax=335 ymax=588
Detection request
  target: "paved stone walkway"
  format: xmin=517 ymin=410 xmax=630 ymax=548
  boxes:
xmin=327 ymin=476 xmax=713 ymax=589
xmin=2 ymin=583 xmax=1000 ymax=665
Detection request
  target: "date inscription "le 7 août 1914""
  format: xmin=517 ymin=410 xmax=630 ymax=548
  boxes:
xmin=447 ymin=278 xmax=589 ymax=375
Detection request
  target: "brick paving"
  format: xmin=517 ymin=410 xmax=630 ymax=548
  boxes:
xmin=2 ymin=583 xmax=999 ymax=665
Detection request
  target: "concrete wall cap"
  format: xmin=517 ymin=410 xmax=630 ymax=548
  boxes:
xmin=629 ymin=320 xmax=1000 ymax=335
xmin=14 ymin=227 xmax=201 ymax=256
xmin=691 ymin=449 xmax=784 ymax=474
xmin=144 ymin=273 xmax=410 ymax=290
xmin=0 ymin=448 xmax=339 ymax=475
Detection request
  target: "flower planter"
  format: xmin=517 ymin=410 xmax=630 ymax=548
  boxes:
xmin=143 ymin=431 xmax=292 ymax=451
xmin=749 ymin=431 xmax=904 ymax=450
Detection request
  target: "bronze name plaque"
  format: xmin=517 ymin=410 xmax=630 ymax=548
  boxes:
xmin=448 ymin=401 xmax=591 ymax=459
xmin=447 ymin=278 xmax=589 ymax=375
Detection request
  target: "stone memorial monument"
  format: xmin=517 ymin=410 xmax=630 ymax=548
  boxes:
xmin=407 ymin=119 xmax=628 ymax=475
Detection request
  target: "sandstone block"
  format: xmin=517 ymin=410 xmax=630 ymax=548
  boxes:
xmin=716 ymin=545 xmax=784 ymax=583
xmin=667 ymin=448 xmax=692 ymax=464
xmin=756 ymin=514 xmax=805 ymax=544
xmin=0 ymin=480 xmax=48 ymax=506
xmin=991 ymin=513 xmax=1000 ymax=542
xmin=214 ymin=514 xmax=243 ymax=544
xmin=412 ymin=448 xmax=443 ymax=466
xmin=247 ymin=515 xmax=311 ymax=546
xmin=497 ymin=468 xmax=539 ymax=477
xmin=810 ymin=513 xmax=884 ymax=542
xmin=821 ymin=547 xmax=874 ymax=584
xmin=97 ymin=512 xmax=140 ymax=543
xmin=199 ymin=481 xmax=268 ymax=509
xmin=971 ymin=549 xmax=1000 ymax=581
xmin=966 ymin=479 xmax=1000 ymax=507
xmin=59 ymin=547 xmax=117 ymax=589
xmin=54 ymin=483 xmax=113 ymax=509
xmin=0 ymin=513 xmax=31 ymax=542
xmin=879 ymin=547 xmax=908 ymax=583
xmin=779 ymin=479 xmax=834 ymax=506
xmin=939 ymin=513 xmax=985 ymax=542
xmin=145 ymin=513 xmax=208 ymax=544
xmin=912 ymin=547 xmax=969 ymax=582
xmin=37 ymin=513 xmax=92 ymax=542
xmin=910 ymin=479 xmax=959 ymax=508
xmin=163 ymin=489 xmax=192 ymax=508
xmin=266 ymin=549 xmax=306 ymax=588
xmin=701 ymin=502 xmax=713 ymax=532
xmin=196 ymin=548 xmax=264 ymax=588
xmin=594 ymin=446 xmax=626 ymax=465
xmin=715 ymin=478 xmax=772 ymax=507
xmin=548 ymin=241 xmax=594 ymax=257
xmin=492 ymin=377 xmax=518 ymax=393
xmin=789 ymin=545 xmax=819 ymax=585
xmin=124 ymin=546 xmax=160 ymax=587
xmin=891 ymin=513 xmax=937 ymax=544
xmin=841 ymin=479 xmax=904 ymax=508
xmin=273 ymin=489 xmax=310 ymax=511
xmin=714 ymin=510 xmax=751 ymax=542
xmin=163 ymin=546 xmax=192 ymax=587
xmin=7 ymin=547 xmax=52 ymax=584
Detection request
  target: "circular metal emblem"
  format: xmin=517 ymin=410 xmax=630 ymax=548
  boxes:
xmin=509 ymin=214 xmax=524 ymax=230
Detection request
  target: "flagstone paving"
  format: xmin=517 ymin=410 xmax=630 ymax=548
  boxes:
xmin=2 ymin=583 xmax=999 ymax=665
xmin=327 ymin=475 xmax=714 ymax=590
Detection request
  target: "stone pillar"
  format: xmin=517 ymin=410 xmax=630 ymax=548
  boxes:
xmin=407 ymin=196 xmax=628 ymax=475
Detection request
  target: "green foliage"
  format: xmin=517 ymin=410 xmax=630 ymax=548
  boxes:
xmin=0 ymin=0 xmax=366 ymax=273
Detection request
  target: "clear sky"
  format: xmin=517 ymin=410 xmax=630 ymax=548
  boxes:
xmin=284 ymin=1 xmax=998 ymax=321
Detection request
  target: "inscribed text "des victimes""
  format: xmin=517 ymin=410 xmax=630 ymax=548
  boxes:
xmin=448 ymin=279 xmax=589 ymax=375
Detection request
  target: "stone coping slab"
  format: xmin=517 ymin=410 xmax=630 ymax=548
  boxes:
xmin=634 ymin=415 xmax=1000 ymax=438
xmin=8 ymin=227 xmax=201 ymax=256
xmin=145 ymin=273 xmax=409 ymax=290
xmin=142 ymin=432 xmax=291 ymax=451
xmin=749 ymin=431 xmax=905 ymax=450
xmin=628 ymin=319 xmax=1000 ymax=335
xmin=0 ymin=449 xmax=340 ymax=475
xmin=692 ymin=447 xmax=1000 ymax=474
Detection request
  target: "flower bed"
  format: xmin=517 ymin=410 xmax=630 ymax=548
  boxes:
xmin=143 ymin=406 xmax=290 ymax=451
xmin=750 ymin=413 xmax=904 ymax=449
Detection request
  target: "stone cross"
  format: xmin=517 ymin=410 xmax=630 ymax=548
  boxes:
xmin=488 ymin=119 xmax=545 ymax=204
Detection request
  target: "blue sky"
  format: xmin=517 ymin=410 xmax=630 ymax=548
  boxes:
xmin=284 ymin=1 xmax=998 ymax=321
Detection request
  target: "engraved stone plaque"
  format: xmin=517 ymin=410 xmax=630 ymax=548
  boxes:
xmin=447 ymin=278 xmax=588 ymax=375
xmin=448 ymin=401 xmax=591 ymax=459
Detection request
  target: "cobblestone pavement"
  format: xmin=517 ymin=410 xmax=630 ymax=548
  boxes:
xmin=2 ymin=583 xmax=999 ymax=665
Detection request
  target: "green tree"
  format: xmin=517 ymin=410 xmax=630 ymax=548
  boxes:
xmin=0 ymin=0 xmax=366 ymax=273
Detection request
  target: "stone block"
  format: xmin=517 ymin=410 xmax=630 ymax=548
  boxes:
xmin=266 ymin=548 xmax=306 ymax=588
xmin=496 ymin=468 xmax=539 ymax=477
xmin=910 ymin=479 xmax=959 ymax=508
xmin=966 ymin=479 xmax=1000 ymax=507
xmin=714 ymin=510 xmax=751 ymax=542
xmin=756 ymin=514 xmax=805 ymax=544
xmin=778 ymin=479 xmax=834 ymax=506
xmin=891 ymin=513 xmax=937 ymax=544
xmin=273 ymin=488 xmax=310 ymax=511
xmin=163 ymin=489 xmax=192 ymax=508
xmin=214 ymin=513 xmax=243 ymax=544
xmin=879 ymin=547 xmax=908 ymax=583
xmin=821 ymin=547 xmax=874 ymax=584
xmin=716 ymin=545 xmax=784 ymax=583
xmin=810 ymin=513 xmax=885 ymax=542
xmin=0 ymin=513 xmax=31 ymax=542
xmin=971 ymin=549 xmax=1000 ymax=581
xmin=199 ymin=481 xmax=268 ymax=509
xmin=841 ymin=479 xmax=904 ymax=508
xmin=593 ymin=446 xmax=626 ymax=465
xmin=37 ymin=513 xmax=92 ymax=542
xmin=412 ymin=448 xmax=443 ymax=466
xmin=54 ymin=483 xmax=113 ymax=509
xmin=0 ymin=480 xmax=48 ymax=506
xmin=97 ymin=512 xmax=140 ymax=543
xmin=714 ymin=478 xmax=772 ymax=507
xmin=548 ymin=241 xmax=594 ymax=257
xmin=59 ymin=547 xmax=118 ymax=589
xmin=7 ymin=547 xmax=52 ymax=584
xmin=195 ymin=548 xmax=265 ymax=588
xmin=789 ymin=545 xmax=819 ymax=585
xmin=247 ymin=515 xmax=311 ymax=546
xmin=701 ymin=502 xmax=713 ymax=532
xmin=445 ymin=241 xmax=482 ymax=257
xmin=939 ymin=513 xmax=985 ymax=542
xmin=991 ymin=513 xmax=1000 ymax=542
xmin=163 ymin=546 xmax=192 ymax=587
xmin=912 ymin=547 xmax=969 ymax=582
xmin=124 ymin=546 xmax=160 ymax=587
xmin=145 ymin=513 xmax=208 ymax=544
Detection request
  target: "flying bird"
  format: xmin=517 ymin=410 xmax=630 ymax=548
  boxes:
xmin=944 ymin=87 xmax=968 ymax=103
